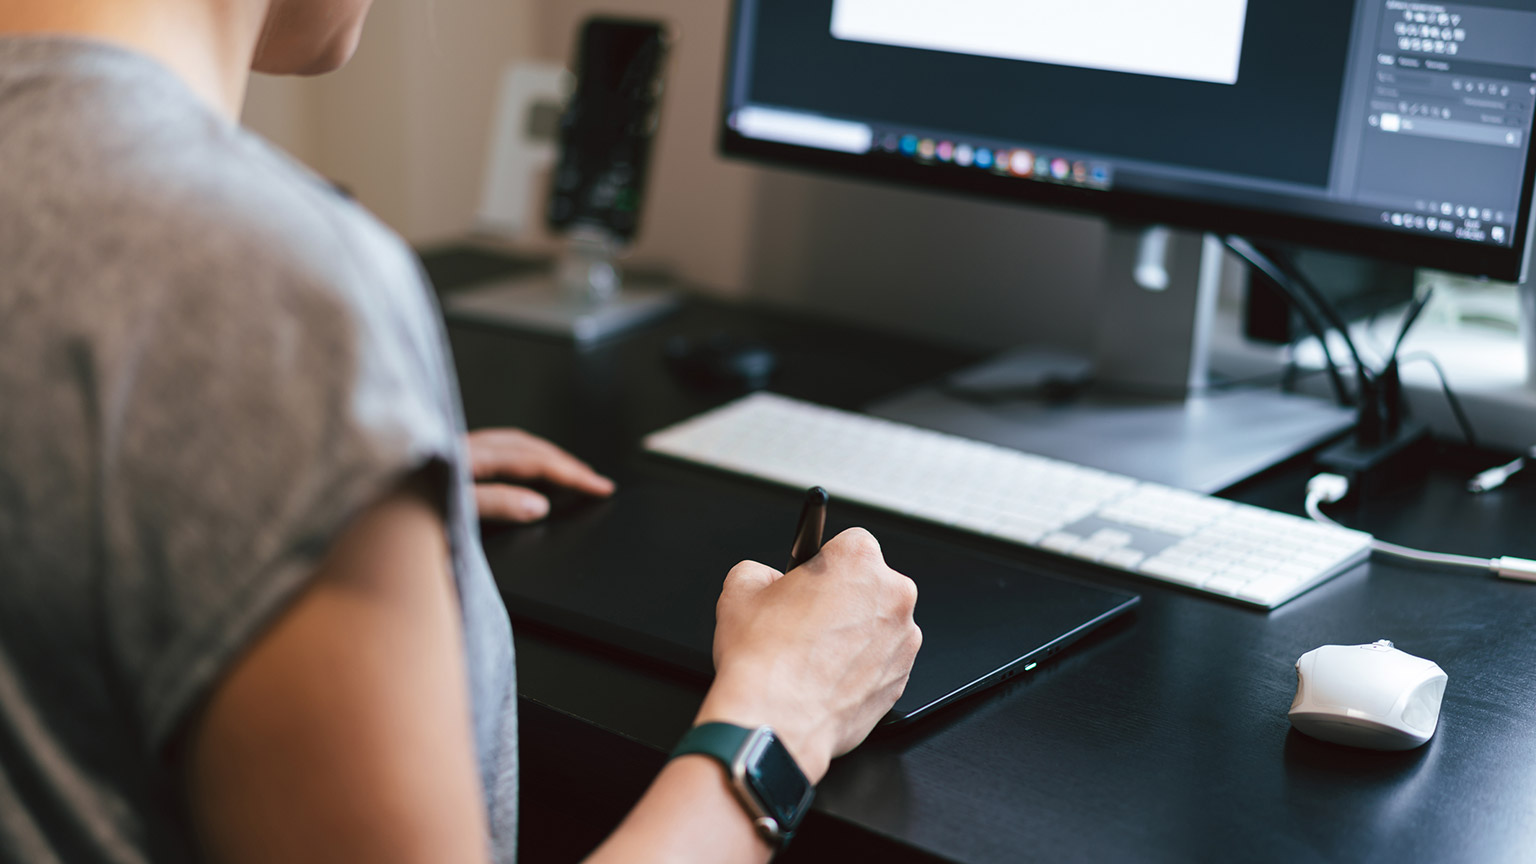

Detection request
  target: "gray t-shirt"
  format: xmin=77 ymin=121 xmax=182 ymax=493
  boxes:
xmin=0 ymin=38 xmax=517 ymax=863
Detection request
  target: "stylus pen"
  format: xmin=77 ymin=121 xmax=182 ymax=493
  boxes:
xmin=786 ymin=487 xmax=829 ymax=571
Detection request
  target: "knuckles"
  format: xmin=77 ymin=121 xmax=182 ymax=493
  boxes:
xmin=717 ymin=560 xmax=762 ymax=607
xmin=725 ymin=559 xmax=760 ymax=581
xmin=892 ymin=574 xmax=919 ymax=613
xmin=905 ymin=623 xmax=924 ymax=659
xmin=829 ymin=526 xmax=883 ymax=562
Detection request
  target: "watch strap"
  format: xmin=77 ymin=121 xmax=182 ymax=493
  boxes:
xmin=672 ymin=722 xmax=807 ymax=848
xmin=670 ymin=721 xmax=755 ymax=764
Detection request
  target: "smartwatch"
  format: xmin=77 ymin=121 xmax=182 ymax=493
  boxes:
xmin=671 ymin=722 xmax=815 ymax=847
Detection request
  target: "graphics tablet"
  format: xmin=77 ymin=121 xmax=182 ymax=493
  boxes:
xmin=485 ymin=469 xmax=1139 ymax=726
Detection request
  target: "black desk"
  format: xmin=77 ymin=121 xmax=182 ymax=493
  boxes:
xmin=433 ymin=250 xmax=1536 ymax=864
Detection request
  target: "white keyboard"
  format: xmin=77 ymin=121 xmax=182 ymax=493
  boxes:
xmin=644 ymin=393 xmax=1373 ymax=609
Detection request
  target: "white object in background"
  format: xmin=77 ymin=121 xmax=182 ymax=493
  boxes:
xmin=830 ymin=0 xmax=1250 ymax=85
xmin=1289 ymin=640 xmax=1448 ymax=750
xmin=1133 ymin=226 xmax=1173 ymax=292
xmin=477 ymin=63 xmax=571 ymax=237
xmin=732 ymin=107 xmax=874 ymax=154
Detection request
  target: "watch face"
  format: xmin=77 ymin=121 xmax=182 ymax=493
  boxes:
xmin=743 ymin=731 xmax=815 ymax=832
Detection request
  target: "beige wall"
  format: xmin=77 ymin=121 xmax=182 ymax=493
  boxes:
xmin=243 ymin=0 xmax=1105 ymax=351
xmin=244 ymin=0 xmax=534 ymax=241
xmin=242 ymin=76 xmax=317 ymax=164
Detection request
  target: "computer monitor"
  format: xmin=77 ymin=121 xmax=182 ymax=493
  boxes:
xmin=716 ymin=0 xmax=1536 ymax=492
xmin=720 ymin=0 xmax=1536 ymax=283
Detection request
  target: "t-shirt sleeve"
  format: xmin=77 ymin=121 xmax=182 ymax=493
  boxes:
xmin=94 ymin=247 xmax=459 ymax=756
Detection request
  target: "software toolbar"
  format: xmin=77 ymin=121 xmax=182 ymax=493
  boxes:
xmin=1362 ymin=1 xmax=1536 ymax=245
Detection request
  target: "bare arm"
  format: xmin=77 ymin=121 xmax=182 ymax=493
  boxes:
xmin=180 ymin=476 xmax=492 ymax=864
xmin=584 ymin=757 xmax=777 ymax=864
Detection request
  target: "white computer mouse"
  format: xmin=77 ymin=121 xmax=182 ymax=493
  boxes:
xmin=1288 ymin=640 xmax=1448 ymax=751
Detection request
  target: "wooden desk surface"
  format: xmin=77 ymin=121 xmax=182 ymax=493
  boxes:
xmin=432 ymin=249 xmax=1536 ymax=864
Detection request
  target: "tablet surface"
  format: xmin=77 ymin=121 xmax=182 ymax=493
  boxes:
xmin=487 ymin=468 xmax=1139 ymax=726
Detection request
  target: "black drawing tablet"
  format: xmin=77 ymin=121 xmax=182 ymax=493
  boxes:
xmin=485 ymin=466 xmax=1139 ymax=726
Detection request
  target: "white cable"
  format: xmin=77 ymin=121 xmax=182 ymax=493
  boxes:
xmin=1305 ymin=474 xmax=1495 ymax=574
xmin=1468 ymin=446 xmax=1536 ymax=493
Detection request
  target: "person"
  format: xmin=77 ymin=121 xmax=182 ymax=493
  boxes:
xmin=0 ymin=1 xmax=923 ymax=863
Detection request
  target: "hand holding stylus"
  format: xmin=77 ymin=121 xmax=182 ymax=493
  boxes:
xmin=697 ymin=488 xmax=921 ymax=782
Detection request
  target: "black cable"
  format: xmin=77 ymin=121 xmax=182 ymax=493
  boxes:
xmin=1375 ymin=289 xmax=1435 ymax=434
xmin=1254 ymin=242 xmax=1377 ymax=386
xmin=1224 ymin=236 xmax=1350 ymax=404
xmin=1389 ymin=289 xmax=1434 ymax=360
xmin=1398 ymin=351 xmax=1478 ymax=447
xmin=1223 ymin=237 xmax=1353 ymax=406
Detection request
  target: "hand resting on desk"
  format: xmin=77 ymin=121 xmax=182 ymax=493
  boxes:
xmin=466 ymin=428 xmax=615 ymax=522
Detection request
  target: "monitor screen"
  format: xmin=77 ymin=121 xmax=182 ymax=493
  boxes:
xmin=720 ymin=0 xmax=1536 ymax=281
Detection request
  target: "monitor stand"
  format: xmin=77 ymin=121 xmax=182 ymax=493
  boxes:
xmin=866 ymin=225 xmax=1356 ymax=494
xmin=1524 ymin=280 xmax=1536 ymax=387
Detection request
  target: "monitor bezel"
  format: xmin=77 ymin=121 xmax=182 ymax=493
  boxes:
xmin=717 ymin=4 xmax=1536 ymax=284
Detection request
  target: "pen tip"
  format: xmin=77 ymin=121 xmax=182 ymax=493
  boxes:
xmin=807 ymin=486 xmax=829 ymax=504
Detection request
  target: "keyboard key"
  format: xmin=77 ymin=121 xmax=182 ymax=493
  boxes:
xmin=1225 ymin=565 xmax=1273 ymax=584
xmin=1141 ymin=558 xmax=1212 ymax=588
xmin=1072 ymin=543 xmax=1117 ymax=562
xmin=1202 ymin=574 xmax=1248 ymax=596
xmin=1041 ymin=532 xmax=1084 ymax=554
xmin=1238 ymin=574 xmax=1308 ymax=606
xmin=1101 ymin=548 xmax=1147 ymax=570
xmin=1087 ymin=528 xmax=1135 ymax=548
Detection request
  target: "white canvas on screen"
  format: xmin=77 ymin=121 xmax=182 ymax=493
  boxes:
xmin=831 ymin=0 xmax=1250 ymax=85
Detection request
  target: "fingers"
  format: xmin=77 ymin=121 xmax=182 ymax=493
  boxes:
xmin=906 ymin=622 xmax=924 ymax=659
xmin=837 ymin=624 xmax=922 ymax=759
xmin=473 ymin=484 xmax=551 ymax=523
xmin=466 ymin=429 xmax=616 ymax=497
xmin=720 ymin=560 xmax=784 ymax=600
xmin=819 ymin=526 xmax=883 ymax=563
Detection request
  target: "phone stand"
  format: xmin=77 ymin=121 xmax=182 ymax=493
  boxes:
xmin=447 ymin=225 xmax=678 ymax=345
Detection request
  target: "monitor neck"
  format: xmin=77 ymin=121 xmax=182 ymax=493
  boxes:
xmin=1091 ymin=225 xmax=1224 ymax=399
xmin=1522 ymin=281 xmax=1536 ymax=389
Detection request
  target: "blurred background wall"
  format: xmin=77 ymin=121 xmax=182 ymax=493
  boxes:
xmin=242 ymin=0 xmax=1105 ymax=353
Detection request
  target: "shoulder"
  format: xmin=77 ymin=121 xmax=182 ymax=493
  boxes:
xmin=73 ymin=116 xmax=454 ymax=461
xmin=0 ymin=36 xmax=460 ymax=553
xmin=0 ymin=39 xmax=460 ymax=590
xmin=72 ymin=123 xmax=459 ymax=755
xmin=3 ymin=42 xmax=449 ymax=424
xmin=0 ymin=36 xmax=473 ymax=759
xmin=0 ymin=38 xmax=426 ymax=331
